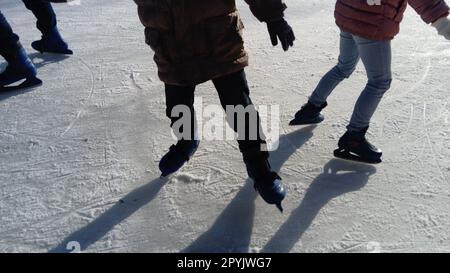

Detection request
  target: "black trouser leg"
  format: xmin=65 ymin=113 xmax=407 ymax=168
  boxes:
xmin=165 ymin=84 xmax=196 ymax=141
xmin=212 ymin=69 xmax=266 ymax=152
xmin=0 ymin=12 xmax=21 ymax=60
xmin=22 ymin=0 xmax=57 ymax=35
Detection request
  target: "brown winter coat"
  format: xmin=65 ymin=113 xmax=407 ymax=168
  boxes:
xmin=134 ymin=0 xmax=287 ymax=86
xmin=335 ymin=0 xmax=449 ymax=41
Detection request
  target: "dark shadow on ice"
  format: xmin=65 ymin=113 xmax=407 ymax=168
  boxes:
xmin=49 ymin=177 xmax=167 ymax=253
xmin=183 ymin=126 xmax=316 ymax=253
xmin=262 ymin=159 xmax=376 ymax=253
xmin=269 ymin=125 xmax=317 ymax=172
xmin=29 ymin=52 xmax=70 ymax=69
xmin=182 ymin=180 xmax=257 ymax=253
xmin=0 ymin=85 xmax=36 ymax=101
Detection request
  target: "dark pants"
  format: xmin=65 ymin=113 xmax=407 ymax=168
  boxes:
xmin=165 ymin=69 xmax=265 ymax=152
xmin=22 ymin=0 xmax=57 ymax=35
xmin=0 ymin=12 xmax=21 ymax=59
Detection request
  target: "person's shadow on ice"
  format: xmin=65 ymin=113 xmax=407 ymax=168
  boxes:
xmin=49 ymin=177 xmax=167 ymax=253
xmin=183 ymin=125 xmax=317 ymax=253
xmin=262 ymin=159 xmax=376 ymax=253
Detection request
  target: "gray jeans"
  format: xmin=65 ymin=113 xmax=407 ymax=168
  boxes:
xmin=309 ymin=31 xmax=392 ymax=132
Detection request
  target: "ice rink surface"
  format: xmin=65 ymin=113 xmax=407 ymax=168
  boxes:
xmin=0 ymin=0 xmax=449 ymax=252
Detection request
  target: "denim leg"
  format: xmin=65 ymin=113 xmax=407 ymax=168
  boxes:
xmin=22 ymin=0 xmax=57 ymax=35
xmin=347 ymin=36 xmax=392 ymax=132
xmin=309 ymin=31 xmax=360 ymax=106
xmin=0 ymin=12 xmax=21 ymax=58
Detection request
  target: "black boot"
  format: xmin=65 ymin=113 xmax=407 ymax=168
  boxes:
xmin=290 ymin=101 xmax=327 ymax=126
xmin=1 ymin=47 xmax=42 ymax=90
xmin=334 ymin=127 xmax=382 ymax=164
xmin=159 ymin=140 xmax=200 ymax=178
xmin=242 ymin=147 xmax=286 ymax=212
xmin=32 ymin=27 xmax=73 ymax=55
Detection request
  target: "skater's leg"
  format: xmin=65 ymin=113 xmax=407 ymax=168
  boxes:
xmin=22 ymin=0 xmax=57 ymax=35
xmin=308 ymin=31 xmax=360 ymax=106
xmin=0 ymin=12 xmax=41 ymax=89
xmin=347 ymin=36 xmax=392 ymax=132
xmin=334 ymin=36 xmax=391 ymax=163
xmin=23 ymin=0 xmax=72 ymax=54
xmin=0 ymin=12 xmax=21 ymax=58
xmin=212 ymin=69 xmax=265 ymax=152
xmin=212 ymin=69 xmax=286 ymax=211
xmin=165 ymin=84 xmax=196 ymax=140
xmin=159 ymin=84 xmax=198 ymax=177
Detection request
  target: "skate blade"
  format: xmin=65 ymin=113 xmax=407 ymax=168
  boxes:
xmin=276 ymin=203 xmax=284 ymax=213
xmin=334 ymin=149 xmax=382 ymax=164
xmin=253 ymin=187 xmax=285 ymax=213
xmin=0 ymin=77 xmax=43 ymax=92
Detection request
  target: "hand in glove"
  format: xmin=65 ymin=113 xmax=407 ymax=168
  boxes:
xmin=432 ymin=17 xmax=450 ymax=40
xmin=267 ymin=18 xmax=295 ymax=51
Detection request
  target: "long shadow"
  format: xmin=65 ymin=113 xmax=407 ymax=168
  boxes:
xmin=183 ymin=126 xmax=316 ymax=253
xmin=182 ymin=180 xmax=257 ymax=253
xmin=262 ymin=159 xmax=376 ymax=253
xmin=49 ymin=177 xmax=167 ymax=253
xmin=0 ymin=85 xmax=37 ymax=101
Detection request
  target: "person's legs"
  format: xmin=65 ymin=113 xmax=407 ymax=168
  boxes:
xmin=347 ymin=36 xmax=392 ymax=132
xmin=308 ymin=31 xmax=361 ymax=106
xmin=22 ymin=0 xmax=57 ymax=35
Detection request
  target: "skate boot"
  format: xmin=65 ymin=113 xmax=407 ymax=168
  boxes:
xmin=0 ymin=47 xmax=42 ymax=91
xmin=290 ymin=101 xmax=327 ymax=126
xmin=32 ymin=27 xmax=73 ymax=55
xmin=242 ymin=148 xmax=286 ymax=212
xmin=159 ymin=139 xmax=200 ymax=178
xmin=334 ymin=127 xmax=382 ymax=164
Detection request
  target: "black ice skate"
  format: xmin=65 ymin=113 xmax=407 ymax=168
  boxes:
xmin=159 ymin=140 xmax=200 ymax=178
xmin=243 ymin=148 xmax=286 ymax=212
xmin=289 ymin=101 xmax=327 ymax=126
xmin=32 ymin=27 xmax=73 ymax=55
xmin=1 ymin=48 xmax=42 ymax=92
xmin=334 ymin=127 xmax=382 ymax=164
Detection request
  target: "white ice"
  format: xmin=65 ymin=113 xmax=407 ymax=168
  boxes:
xmin=0 ymin=0 xmax=449 ymax=253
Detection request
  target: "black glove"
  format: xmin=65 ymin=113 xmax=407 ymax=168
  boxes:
xmin=267 ymin=18 xmax=295 ymax=51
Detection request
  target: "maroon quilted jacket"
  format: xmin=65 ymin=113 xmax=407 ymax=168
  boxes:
xmin=335 ymin=0 xmax=449 ymax=40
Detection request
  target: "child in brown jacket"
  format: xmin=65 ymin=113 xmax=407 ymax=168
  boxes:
xmin=134 ymin=0 xmax=296 ymax=211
